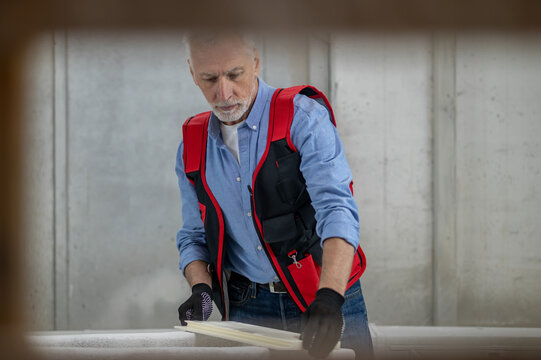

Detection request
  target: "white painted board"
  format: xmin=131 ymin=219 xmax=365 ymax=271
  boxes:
xmin=175 ymin=321 xmax=341 ymax=351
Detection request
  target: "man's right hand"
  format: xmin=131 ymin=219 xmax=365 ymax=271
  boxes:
xmin=178 ymin=283 xmax=213 ymax=325
xmin=301 ymin=287 xmax=345 ymax=358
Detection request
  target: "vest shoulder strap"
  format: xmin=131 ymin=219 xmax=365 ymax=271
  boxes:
xmin=182 ymin=111 xmax=212 ymax=178
xmin=270 ymin=85 xmax=336 ymax=151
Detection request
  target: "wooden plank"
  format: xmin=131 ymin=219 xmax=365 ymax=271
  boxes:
xmin=175 ymin=321 xmax=340 ymax=351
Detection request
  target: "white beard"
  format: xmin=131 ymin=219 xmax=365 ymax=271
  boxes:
xmin=212 ymin=78 xmax=257 ymax=123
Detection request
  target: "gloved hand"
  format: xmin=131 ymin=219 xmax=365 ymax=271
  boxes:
xmin=301 ymin=287 xmax=345 ymax=358
xmin=178 ymin=283 xmax=213 ymax=326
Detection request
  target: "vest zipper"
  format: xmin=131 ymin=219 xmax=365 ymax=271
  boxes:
xmin=247 ymin=185 xmax=263 ymax=241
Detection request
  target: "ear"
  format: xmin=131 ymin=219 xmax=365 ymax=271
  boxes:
xmin=253 ymin=49 xmax=261 ymax=77
xmin=188 ymin=58 xmax=199 ymax=86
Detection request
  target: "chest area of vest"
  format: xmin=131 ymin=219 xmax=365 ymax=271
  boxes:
xmin=251 ymin=138 xmax=316 ymax=244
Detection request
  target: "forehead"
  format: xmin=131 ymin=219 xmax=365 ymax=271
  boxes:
xmin=189 ymin=36 xmax=254 ymax=74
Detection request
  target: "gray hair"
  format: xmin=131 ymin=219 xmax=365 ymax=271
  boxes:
xmin=183 ymin=31 xmax=257 ymax=61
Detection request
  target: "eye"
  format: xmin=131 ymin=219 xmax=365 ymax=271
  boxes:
xmin=204 ymin=77 xmax=218 ymax=83
xmin=228 ymin=73 xmax=239 ymax=80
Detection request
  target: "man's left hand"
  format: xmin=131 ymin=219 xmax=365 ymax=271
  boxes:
xmin=301 ymin=287 xmax=345 ymax=358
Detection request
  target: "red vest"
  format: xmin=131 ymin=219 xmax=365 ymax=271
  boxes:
xmin=182 ymin=85 xmax=366 ymax=320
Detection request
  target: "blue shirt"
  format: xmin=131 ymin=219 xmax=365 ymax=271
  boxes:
xmin=175 ymin=78 xmax=360 ymax=283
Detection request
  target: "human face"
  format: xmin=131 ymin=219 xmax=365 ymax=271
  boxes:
xmin=188 ymin=37 xmax=260 ymax=125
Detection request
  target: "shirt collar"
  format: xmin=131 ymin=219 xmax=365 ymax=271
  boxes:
xmin=208 ymin=77 xmax=274 ymax=139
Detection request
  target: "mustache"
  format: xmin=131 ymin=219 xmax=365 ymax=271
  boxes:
xmin=214 ymin=100 xmax=241 ymax=107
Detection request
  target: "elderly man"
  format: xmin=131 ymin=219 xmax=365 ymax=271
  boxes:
xmin=175 ymin=33 xmax=372 ymax=359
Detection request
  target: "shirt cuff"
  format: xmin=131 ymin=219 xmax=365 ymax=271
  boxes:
xmin=320 ymin=221 xmax=360 ymax=249
xmin=179 ymin=245 xmax=211 ymax=274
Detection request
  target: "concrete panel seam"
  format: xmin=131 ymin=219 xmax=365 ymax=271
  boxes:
xmin=431 ymin=32 xmax=458 ymax=326
xmin=53 ymin=30 xmax=69 ymax=330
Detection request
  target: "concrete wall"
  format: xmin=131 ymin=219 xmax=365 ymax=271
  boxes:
xmin=455 ymin=33 xmax=541 ymax=326
xmin=331 ymin=33 xmax=433 ymax=325
xmin=62 ymin=32 xmax=197 ymax=330
xmin=21 ymin=31 xmax=541 ymax=330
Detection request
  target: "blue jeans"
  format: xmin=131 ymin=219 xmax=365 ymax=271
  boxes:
xmin=228 ymin=278 xmax=373 ymax=359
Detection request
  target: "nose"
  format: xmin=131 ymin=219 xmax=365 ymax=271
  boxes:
xmin=217 ymin=77 xmax=233 ymax=102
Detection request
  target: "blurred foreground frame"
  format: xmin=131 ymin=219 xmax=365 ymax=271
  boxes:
xmin=2 ymin=0 xmax=541 ymax=359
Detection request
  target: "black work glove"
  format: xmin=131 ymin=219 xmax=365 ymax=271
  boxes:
xmin=178 ymin=283 xmax=213 ymax=326
xmin=301 ymin=288 xmax=345 ymax=358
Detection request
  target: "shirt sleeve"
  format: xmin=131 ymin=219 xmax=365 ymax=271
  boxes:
xmin=175 ymin=140 xmax=211 ymax=273
xmin=289 ymin=94 xmax=360 ymax=249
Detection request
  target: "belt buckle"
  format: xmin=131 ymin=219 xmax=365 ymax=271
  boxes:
xmin=268 ymin=281 xmax=287 ymax=294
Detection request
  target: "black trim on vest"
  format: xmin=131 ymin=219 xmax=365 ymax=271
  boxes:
xmin=185 ymin=170 xmax=229 ymax=317
xmin=182 ymin=112 xmax=230 ymax=319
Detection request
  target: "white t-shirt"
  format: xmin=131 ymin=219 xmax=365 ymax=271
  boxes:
xmin=219 ymin=121 xmax=245 ymax=163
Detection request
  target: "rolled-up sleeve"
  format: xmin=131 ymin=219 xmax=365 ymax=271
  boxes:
xmin=175 ymin=141 xmax=211 ymax=273
xmin=290 ymin=95 xmax=360 ymax=249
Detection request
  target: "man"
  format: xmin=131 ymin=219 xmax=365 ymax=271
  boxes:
xmin=175 ymin=33 xmax=372 ymax=359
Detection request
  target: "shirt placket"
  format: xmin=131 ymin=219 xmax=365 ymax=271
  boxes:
xmin=238 ymin=124 xmax=264 ymax=253
xmin=237 ymin=126 xmax=251 ymax=221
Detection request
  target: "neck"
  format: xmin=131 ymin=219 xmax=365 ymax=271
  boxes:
xmin=222 ymin=117 xmax=246 ymax=126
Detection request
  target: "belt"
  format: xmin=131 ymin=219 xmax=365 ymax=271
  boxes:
xmin=229 ymin=272 xmax=288 ymax=294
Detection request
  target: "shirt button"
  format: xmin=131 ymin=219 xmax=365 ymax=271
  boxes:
xmin=257 ymin=245 xmax=262 ymax=251
xmin=236 ymin=177 xmax=241 ymax=182
xmin=247 ymin=212 xmax=252 ymax=217
xmin=252 ymin=125 xmax=257 ymax=130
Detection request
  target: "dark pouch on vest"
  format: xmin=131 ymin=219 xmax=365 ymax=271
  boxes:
xmin=276 ymin=152 xmax=301 ymax=176
xmin=276 ymin=178 xmax=300 ymax=205
xmin=275 ymin=152 xmax=306 ymax=205
xmin=287 ymin=253 xmax=319 ymax=306
xmin=262 ymin=213 xmax=298 ymax=243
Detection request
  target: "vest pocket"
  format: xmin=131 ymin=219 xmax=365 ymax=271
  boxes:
xmin=275 ymin=152 xmax=307 ymax=206
xmin=262 ymin=213 xmax=298 ymax=244
xmin=287 ymin=253 xmax=319 ymax=306
xmin=276 ymin=151 xmax=301 ymax=176
xmin=276 ymin=178 xmax=309 ymax=206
